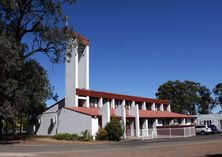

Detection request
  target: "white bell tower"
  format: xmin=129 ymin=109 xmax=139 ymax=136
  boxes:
xmin=65 ymin=36 xmax=89 ymax=107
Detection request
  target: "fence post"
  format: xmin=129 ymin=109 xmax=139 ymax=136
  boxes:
xmin=170 ymin=128 xmax=172 ymax=138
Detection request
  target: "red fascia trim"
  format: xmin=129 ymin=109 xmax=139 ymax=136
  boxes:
xmin=64 ymin=107 xmax=99 ymax=117
xmin=76 ymin=88 xmax=169 ymax=105
xmin=72 ymin=32 xmax=90 ymax=45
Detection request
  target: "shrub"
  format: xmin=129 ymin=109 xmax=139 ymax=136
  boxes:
xmin=54 ymin=133 xmax=79 ymax=141
xmin=105 ymin=118 xmax=124 ymax=141
xmin=80 ymin=130 xmax=93 ymax=141
xmin=96 ymin=128 xmax=108 ymax=140
xmin=54 ymin=130 xmax=92 ymax=141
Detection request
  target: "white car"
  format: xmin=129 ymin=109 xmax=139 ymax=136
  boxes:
xmin=195 ymin=125 xmax=212 ymax=135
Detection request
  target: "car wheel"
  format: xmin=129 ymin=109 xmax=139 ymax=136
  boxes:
xmin=200 ymin=131 xmax=206 ymax=135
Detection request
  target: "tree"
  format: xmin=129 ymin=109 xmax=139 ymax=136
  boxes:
xmin=0 ymin=35 xmax=54 ymax=134
xmin=105 ymin=118 xmax=124 ymax=141
xmin=0 ymin=0 xmax=79 ymax=134
xmin=213 ymin=83 xmax=222 ymax=113
xmin=156 ymin=80 xmax=214 ymax=115
xmin=0 ymin=0 xmax=77 ymax=63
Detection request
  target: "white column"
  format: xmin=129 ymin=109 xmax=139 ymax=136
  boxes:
xmin=111 ymin=99 xmax=115 ymax=109
xmin=169 ymin=119 xmax=174 ymax=125
xmin=128 ymin=104 xmax=140 ymax=137
xmin=131 ymin=101 xmax=135 ymax=108
xmin=142 ymin=119 xmax=149 ymax=137
xmin=167 ymin=104 xmax=171 ymax=112
xmin=98 ymin=97 xmax=103 ymax=107
xmin=65 ymin=40 xmax=78 ymax=107
xmin=182 ymin=118 xmax=186 ymax=125
xmin=142 ymin=102 xmax=146 ymax=110
xmin=85 ymin=45 xmax=89 ymax=89
xmin=86 ymin=96 xmax=90 ymax=108
xmin=151 ymin=103 xmax=156 ymax=111
xmin=99 ymin=101 xmax=110 ymax=128
xmin=152 ymin=119 xmax=158 ymax=138
xmin=160 ymin=104 xmax=164 ymax=111
xmin=122 ymin=100 xmax=126 ymax=138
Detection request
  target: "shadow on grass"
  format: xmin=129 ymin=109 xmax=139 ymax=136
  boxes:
xmin=205 ymin=155 xmax=222 ymax=157
xmin=0 ymin=134 xmax=33 ymax=145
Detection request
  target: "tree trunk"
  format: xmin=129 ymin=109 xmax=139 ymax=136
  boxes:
xmin=0 ymin=119 xmax=3 ymax=136
xmin=19 ymin=116 xmax=22 ymax=134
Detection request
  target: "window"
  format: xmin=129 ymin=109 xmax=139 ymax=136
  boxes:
xmin=204 ymin=120 xmax=212 ymax=125
xmin=146 ymin=103 xmax=151 ymax=110
xmin=163 ymin=105 xmax=167 ymax=111
xmin=155 ymin=104 xmax=160 ymax=111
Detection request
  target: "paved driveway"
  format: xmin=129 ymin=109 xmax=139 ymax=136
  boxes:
xmin=0 ymin=134 xmax=222 ymax=157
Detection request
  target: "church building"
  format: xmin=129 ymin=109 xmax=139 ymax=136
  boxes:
xmin=36 ymin=33 xmax=195 ymax=139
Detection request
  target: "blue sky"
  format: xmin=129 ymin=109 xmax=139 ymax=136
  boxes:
xmin=34 ymin=0 xmax=222 ymax=111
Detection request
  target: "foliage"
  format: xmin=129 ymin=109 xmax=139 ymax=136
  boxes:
xmin=54 ymin=130 xmax=92 ymax=141
xmin=0 ymin=39 xmax=52 ymax=120
xmin=79 ymin=130 xmax=93 ymax=141
xmin=0 ymin=0 xmax=78 ymax=133
xmin=54 ymin=133 xmax=79 ymax=141
xmin=0 ymin=0 xmax=77 ymax=63
xmin=156 ymin=80 xmax=214 ymax=115
xmin=105 ymin=118 xmax=124 ymax=141
xmin=213 ymin=83 xmax=222 ymax=113
xmin=96 ymin=128 xmax=108 ymax=140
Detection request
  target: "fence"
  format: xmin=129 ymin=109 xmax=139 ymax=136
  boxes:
xmin=126 ymin=126 xmax=196 ymax=139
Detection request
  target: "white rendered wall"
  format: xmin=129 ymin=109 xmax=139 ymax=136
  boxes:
xmin=91 ymin=117 xmax=99 ymax=139
xmin=36 ymin=112 xmax=58 ymax=136
xmin=114 ymin=101 xmax=126 ymax=137
xmin=196 ymin=114 xmax=222 ymax=129
xmin=151 ymin=103 xmax=155 ymax=111
xmin=57 ymin=108 xmax=92 ymax=135
xmin=65 ymin=41 xmax=89 ymax=107
xmin=99 ymin=101 xmax=110 ymax=128
xmin=128 ymin=105 xmax=140 ymax=137
xmin=36 ymin=101 xmax=64 ymax=136
xmin=167 ymin=104 xmax=171 ymax=112
xmin=65 ymin=40 xmax=78 ymax=107
xmin=78 ymin=45 xmax=89 ymax=89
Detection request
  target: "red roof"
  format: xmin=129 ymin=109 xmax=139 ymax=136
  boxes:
xmin=64 ymin=107 xmax=191 ymax=118
xmin=76 ymin=88 xmax=169 ymax=105
xmin=71 ymin=32 xmax=90 ymax=45
xmin=64 ymin=107 xmax=132 ymax=117
xmin=139 ymin=110 xmax=192 ymax=118
xmin=65 ymin=107 xmax=98 ymax=116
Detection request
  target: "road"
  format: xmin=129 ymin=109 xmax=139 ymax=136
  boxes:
xmin=0 ymin=134 xmax=222 ymax=157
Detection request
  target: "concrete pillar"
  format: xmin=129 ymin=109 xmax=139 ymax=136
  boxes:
xmin=169 ymin=119 xmax=174 ymax=125
xmin=114 ymin=100 xmax=126 ymax=138
xmin=128 ymin=105 xmax=140 ymax=137
xmin=98 ymin=98 xmax=103 ymax=107
xmin=167 ymin=104 xmax=171 ymax=112
xmin=131 ymin=101 xmax=135 ymax=108
xmin=122 ymin=100 xmax=126 ymax=138
xmin=151 ymin=103 xmax=155 ymax=111
xmin=111 ymin=99 xmax=115 ymax=109
xmin=142 ymin=102 xmax=146 ymax=110
xmin=99 ymin=101 xmax=110 ymax=128
xmin=152 ymin=119 xmax=158 ymax=138
xmin=160 ymin=104 xmax=164 ymax=111
xmin=182 ymin=118 xmax=186 ymax=125
xmin=65 ymin=39 xmax=78 ymax=107
xmin=130 ymin=120 xmax=135 ymax=137
xmin=86 ymin=96 xmax=90 ymax=108
xmin=142 ymin=119 xmax=149 ymax=137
